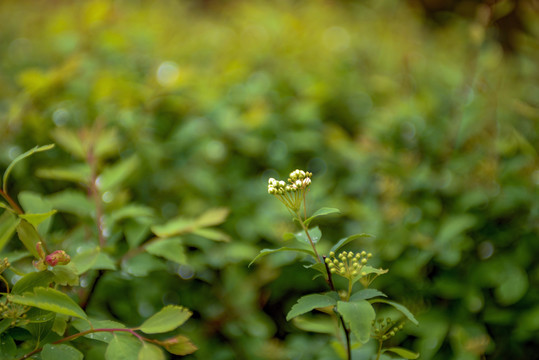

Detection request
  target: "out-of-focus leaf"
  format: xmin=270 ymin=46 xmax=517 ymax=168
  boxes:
xmin=98 ymin=155 xmax=139 ymax=191
xmin=495 ymin=263 xmax=528 ymax=306
xmin=122 ymin=253 xmax=166 ymax=277
xmin=51 ymin=128 xmax=85 ymax=159
xmin=145 ymin=238 xmax=186 ymax=265
xmin=248 ymin=247 xmax=315 ymax=267
xmin=151 ymin=217 xmax=195 ymax=237
xmin=349 ymin=289 xmax=387 ymax=301
xmin=286 ymin=294 xmax=337 ymax=321
xmin=294 ymin=226 xmax=322 ymax=244
xmin=138 ymin=343 xmax=165 ymax=360
xmin=2 ymin=144 xmax=55 ymax=193
xmin=8 ymin=287 xmax=87 ymax=319
xmin=383 ymin=347 xmax=420 ymax=359
xmin=192 ymin=228 xmax=230 ymax=242
xmin=292 ymin=315 xmax=336 ymax=334
xmin=36 ymin=164 xmax=91 ymax=184
xmin=195 ymin=207 xmax=229 ymax=227
xmin=0 ymin=211 xmax=20 ymax=253
xmin=92 ymin=252 xmax=117 ymax=271
xmin=19 ymin=210 xmax=57 ymax=229
xmin=71 ymin=247 xmax=100 ymax=275
xmin=47 ymin=190 xmax=94 ymax=217
xmin=139 ymin=305 xmax=192 ymax=334
xmin=337 ymin=300 xmax=375 ymax=344
xmin=330 ymin=234 xmax=372 ymax=253
xmin=52 ymin=263 xmax=79 ymax=286
xmin=304 ymin=207 xmax=341 ymax=227
xmin=109 ymin=204 xmax=155 ymax=224
xmin=18 ymin=191 xmax=55 ymax=235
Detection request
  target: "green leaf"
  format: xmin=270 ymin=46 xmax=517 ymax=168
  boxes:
xmin=0 ymin=318 xmax=12 ymax=335
xmin=295 ymin=226 xmax=322 ymax=244
xmin=52 ymin=313 xmax=69 ymax=336
xmin=383 ymin=347 xmax=420 ymax=359
xmin=138 ymin=342 xmax=165 ymax=360
xmin=52 ymin=263 xmax=80 ymax=286
xmin=122 ymin=253 xmax=166 ymax=277
xmin=337 ymin=300 xmax=375 ymax=344
xmin=359 ymin=265 xmax=389 ymax=276
xmin=195 ymin=207 xmax=229 ymax=227
xmin=370 ymin=299 xmax=418 ymax=325
xmin=51 ymin=128 xmax=85 ymax=159
xmin=2 ymin=144 xmax=55 ymax=194
xmin=19 ymin=210 xmax=57 ymax=229
xmin=349 ymin=289 xmax=387 ymax=302
xmin=26 ymin=311 xmax=55 ymax=346
xmin=18 ymin=191 xmax=55 ymax=235
xmin=47 ymin=190 xmax=94 ymax=217
xmin=304 ymin=207 xmax=341 ymax=227
xmin=139 ymin=305 xmax=192 ymax=334
xmin=71 ymin=247 xmax=101 ymax=275
xmin=330 ymin=233 xmax=372 ymax=253
xmin=145 ymin=238 xmax=186 ymax=265
xmin=192 ymin=228 xmax=231 ymax=242
xmin=0 ymin=333 xmax=16 ymax=356
xmin=151 ymin=217 xmax=196 ymax=237
xmin=42 ymin=343 xmax=84 ymax=360
xmin=99 ymin=155 xmax=140 ymax=191
xmin=286 ymin=294 xmax=337 ymax=321
xmin=163 ymin=335 xmax=197 ymax=356
xmin=36 ymin=164 xmax=91 ymax=185
xmin=105 ymin=333 xmax=142 ymax=360
xmin=92 ymin=252 xmax=117 ymax=271
xmin=8 ymin=287 xmax=87 ymax=319
xmin=0 ymin=211 xmax=20 ymax=254
xmin=16 ymin=219 xmax=41 ymax=258
xmin=72 ymin=319 xmax=126 ymax=343
xmin=11 ymin=271 xmax=54 ymax=294
xmin=292 ymin=314 xmax=336 ymax=334
xmin=248 ymin=247 xmax=315 ymax=267
xmin=109 ymin=204 xmax=155 ymax=224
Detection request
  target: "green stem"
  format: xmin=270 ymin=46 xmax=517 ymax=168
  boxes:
xmin=375 ymin=339 xmax=383 ymax=360
xmin=297 ymin=212 xmax=322 ymax=263
xmin=0 ymin=189 xmax=23 ymax=214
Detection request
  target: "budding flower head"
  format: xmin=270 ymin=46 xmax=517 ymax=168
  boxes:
xmin=267 ymin=169 xmax=313 ymax=211
xmin=45 ymin=250 xmax=71 ymax=267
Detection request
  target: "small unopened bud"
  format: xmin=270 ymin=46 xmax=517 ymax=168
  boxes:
xmin=36 ymin=242 xmax=46 ymax=259
xmin=33 ymin=259 xmax=47 ymax=271
xmin=45 ymin=250 xmax=71 ymax=267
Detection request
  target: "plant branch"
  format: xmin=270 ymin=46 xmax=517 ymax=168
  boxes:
xmin=0 ymin=189 xmax=23 ymax=214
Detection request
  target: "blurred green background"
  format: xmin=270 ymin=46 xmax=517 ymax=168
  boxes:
xmin=1 ymin=0 xmax=538 ymax=359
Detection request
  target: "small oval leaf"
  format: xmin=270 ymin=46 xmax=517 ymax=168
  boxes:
xmin=139 ymin=305 xmax=192 ymax=334
xmin=286 ymin=294 xmax=338 ymax=321
xmin=304 ymin=207 xmax=341 ymax=227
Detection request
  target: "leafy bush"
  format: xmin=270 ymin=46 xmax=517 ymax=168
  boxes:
xmin=0 ymin=0 xmax=538 ymax=359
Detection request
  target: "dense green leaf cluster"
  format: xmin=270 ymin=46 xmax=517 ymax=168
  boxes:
xmin=0 ymin=0 xmax=538 ymax=359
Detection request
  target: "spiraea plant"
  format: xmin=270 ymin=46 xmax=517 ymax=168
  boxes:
xmin=252 ymin=169 xmax=419 ymax=360
xmin=0 ymin=143 xmax=230 ymax=359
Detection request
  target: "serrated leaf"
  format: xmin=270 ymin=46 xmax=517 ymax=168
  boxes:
xmin=19 ymin=210 xmax=57 ymax=229
xmin=304 ymin=207 xmax=341 ymax=227
xmin=139 ymin=305 xmax=192 ymax=334
xmin=163 ymin=335 xmax=197 ymax=355
xmin=16 ymin=219 xmax=41 ymax=258
xmin=192 ymin=228 xmax=230 ymax=242
xmin=105 ymin=333 xmax=142 ymax=360
xmin=248 ymin=247 xmax=315 ymax=267
xmin=11 ymin=271 xmax=54 ymax=294
xmin=370 ymin=299 xmax=418 ymax=325
xmin=0 ymin=211 xmax=20 ymax=254
xmin=42 ymin=343 xmax=83 ymax=360
xmin=3 ymin=144 xmax=55 ymax=194
xmin=36 ymin=164 xmax=91 ymax=184
xmin=52 ymin=313 xmax=69 ymax=336
xmin=349 ymin=289 xmax=387 ymax=302
xmin=330 ymin=233 xmax=372 ymax=253
xmin=195 ymin=207 xmax=229 ymax=227
xmin=145 ymin=238 xmax=186 ymax=265
xmin=337 ymin=300 xmax=375 ymax=344
xmin=286 ymin=294 xmax=337 ymax=321
xmin=8 ymin=287 xmax=87 ymax=319
xmin=359 ymin=265 xmax=388 ymax=276
xmin=295 ymin=226 xmax=322 ymax=244
xmin=383 ymin=347 xmax=420 ymax=359
xmin=71 ymin=247 xmax=100 ymax=275
xmin=138 ymin=342 xmax=165 ymax=360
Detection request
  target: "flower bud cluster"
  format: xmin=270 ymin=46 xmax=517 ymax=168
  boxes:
xmin=325 ymin=250 xmax=372 ymax=279
xmin=268 ymin=169 xmax=313 ymax=212
xmin=372 ymin=317 xmax=405 ymax=341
